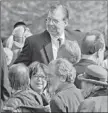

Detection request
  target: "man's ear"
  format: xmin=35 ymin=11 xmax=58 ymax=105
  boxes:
xmin=64 ymin=19 xmax=68 ymax=27
xmin=59 ymin=76 xmax=66 ymax=82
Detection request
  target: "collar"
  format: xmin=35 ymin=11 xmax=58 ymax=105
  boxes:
xmin=50 ymin=32 xmax=65 ymax=44
xmin=55 ymin=82 xmax=75 ymax=94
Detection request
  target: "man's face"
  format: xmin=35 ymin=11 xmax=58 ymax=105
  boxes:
xmin=47 ymin=64 xmax=60 ymax=93
xmin=46 ymin=7 xmax=67 ymax=38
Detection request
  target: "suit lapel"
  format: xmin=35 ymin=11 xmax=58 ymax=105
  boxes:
xmin=43 ymin=30 xmax=53 ymax=63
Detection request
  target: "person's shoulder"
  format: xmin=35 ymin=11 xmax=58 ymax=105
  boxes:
xmin=4 ymin=97 xmax=21 ymax=109
xmin=27 ymin=30 xmax=48 ymax=41
xmin=26 ymin=30 xmax=50 ymax=45
xmin=79 ymin=97 xmax=95 ymax=109
xmin=65 ymin=26 xmax=86 ymax=36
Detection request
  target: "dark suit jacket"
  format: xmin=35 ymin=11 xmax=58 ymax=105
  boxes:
xmin=14 ymin=30 xmax=85 ymax=66
xmin=50 ymin=83 xmax=84 ymax=112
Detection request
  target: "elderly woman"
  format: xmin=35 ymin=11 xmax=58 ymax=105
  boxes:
xmin=77 ymin=65 xmax=108 ymax=112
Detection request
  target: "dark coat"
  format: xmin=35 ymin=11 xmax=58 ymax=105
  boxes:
xmin=74 ymin=59 xmax=96 ymax=89
xmin=50 ymin=83 xmax=84 ymax=113
xmin=3 ymin=88 xmax=49 ymax=112
xmin=1 ymin=43 xmax=11 ymax=105
xmin=14 ymin=30 xmax=85 ymax=66
xmin=77 ymin=88 xmax=108 ymax=112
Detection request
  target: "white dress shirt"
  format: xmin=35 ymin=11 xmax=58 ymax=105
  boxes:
xmin=51 ymin=33 xmax=65 ymax=60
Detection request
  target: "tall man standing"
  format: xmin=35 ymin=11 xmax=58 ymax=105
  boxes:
xmin=14 ymin=4 xmax=85 ymax=66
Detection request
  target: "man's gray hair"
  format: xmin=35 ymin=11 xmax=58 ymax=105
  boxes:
xmin=58 ymin=40 xmax=81 ymax=64
xmin=49 ymin=58 xmax=76 ymax=83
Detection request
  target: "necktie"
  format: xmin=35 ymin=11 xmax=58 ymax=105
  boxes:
xmin=57 ymin=38 xmax=62 ymax=47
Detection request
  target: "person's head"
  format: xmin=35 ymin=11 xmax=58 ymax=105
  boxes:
xmin=81 ymin=30 xmax=105 ymax=65
xmin=9 ymin=63 xmax=29 ymax=91
xmin=12 ymin=22 xmax=32 ymax=48
xmin=29 ymin=61 xmax=49 ymax=94
xmin=48 ymin=58 xmax=76 ymax=93
xmin=78 ymin=65 xmax=108 ymax=97
xmin=57 ymin=40 xmax=81 ymax=64
xmin=46 ymin=4 xmax=69 ymax=38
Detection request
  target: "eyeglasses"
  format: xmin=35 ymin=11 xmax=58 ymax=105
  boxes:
xmin=46 ymin=17 xmax=63 ymax=25
xmin=32 ymin=74 xmax=47 ymax=80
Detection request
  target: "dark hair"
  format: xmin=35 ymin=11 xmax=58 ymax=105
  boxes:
xmin=9 ymin=63 xmax=29 ymax=90
xmin=14 ymin=21 xmax=26 ymax=29
xmin=29 ymin=61 xmax=49 ymax=79
xmin=81 ymin=30 xmax=105 ymax=55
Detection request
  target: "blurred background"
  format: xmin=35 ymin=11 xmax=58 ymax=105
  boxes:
xmin=1 ymin=0 xmax=107 ymax=41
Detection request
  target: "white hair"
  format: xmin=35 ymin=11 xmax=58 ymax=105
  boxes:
xmin=49 ymin=58 xmax=76 ymax=83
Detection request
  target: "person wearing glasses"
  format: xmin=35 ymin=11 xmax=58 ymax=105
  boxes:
xmin=2 ymin=63 xmax=50 ymax=112
xmin=14 ymin=4 xmax=85 ymax=66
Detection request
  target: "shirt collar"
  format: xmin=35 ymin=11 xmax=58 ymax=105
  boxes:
xmin=50 ymin=32 xmax=65 ymax=44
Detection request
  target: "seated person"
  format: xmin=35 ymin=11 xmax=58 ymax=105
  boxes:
xmin=2 ymin=63 xmax=49 ymax=112
xmin=77 ymin=65 xmax=108 ymax=112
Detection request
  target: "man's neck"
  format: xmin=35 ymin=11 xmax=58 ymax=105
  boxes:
xmin=50 ymin=32 xmax=65 ymax=43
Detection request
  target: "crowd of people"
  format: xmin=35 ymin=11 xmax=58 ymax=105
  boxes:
xmin=1 ymin=4 xmax=108 ymax=112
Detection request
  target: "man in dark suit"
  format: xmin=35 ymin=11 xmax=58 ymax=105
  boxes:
xmin=48 ymin=58 xmax=84 ymax=112
xmin=14 ymin=4 xmax=85 ymax=66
